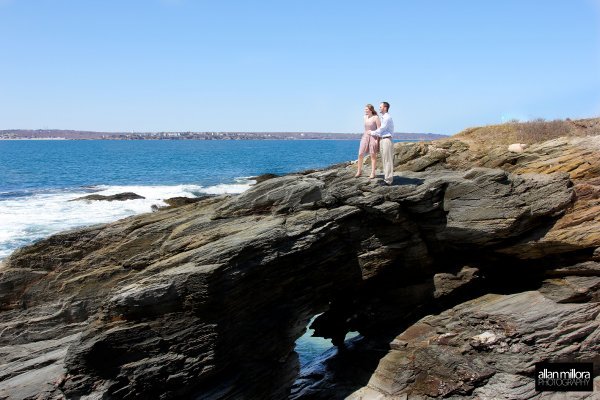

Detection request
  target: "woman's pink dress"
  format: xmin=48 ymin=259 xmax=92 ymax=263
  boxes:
xmin=358 ymin=116 xmax=379 ymax=156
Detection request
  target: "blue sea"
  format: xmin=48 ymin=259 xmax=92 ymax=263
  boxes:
xmin=0 ymin=139 xmax=367 ymax=366
xmin=0 ymin=139 xmax=364 ymax=260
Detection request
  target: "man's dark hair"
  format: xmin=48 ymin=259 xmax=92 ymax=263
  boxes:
xmin=382 ymin=101 xmax=390 ymax=111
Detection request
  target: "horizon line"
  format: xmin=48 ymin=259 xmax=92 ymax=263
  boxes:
xmin=0 ymin=129 xmax=446 ymax=135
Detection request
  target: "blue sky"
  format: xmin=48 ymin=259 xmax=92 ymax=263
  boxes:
xmin=1 ymin=0 xmax=599 ymax=134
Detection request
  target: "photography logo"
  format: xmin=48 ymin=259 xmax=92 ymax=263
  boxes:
xmin=535 ymin=362 xmax=593 ymax=392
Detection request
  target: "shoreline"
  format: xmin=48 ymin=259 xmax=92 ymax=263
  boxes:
xmin=0 ymin=137 xmax=428 ymax=141
xmin=0 ymin=130 xmax=448 ymax=141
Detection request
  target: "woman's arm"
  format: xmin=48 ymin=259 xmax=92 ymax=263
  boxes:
xmin=370 ymin=114 xmax=389 ymax=137
xmin=375 ymin=116 xmax=381 ymax=129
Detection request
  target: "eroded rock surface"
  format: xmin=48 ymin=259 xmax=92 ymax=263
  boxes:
xmin=347 ymin=290 xmax=600 ymax=399
xmin=1 ymin=127 xmax=599 ymax=399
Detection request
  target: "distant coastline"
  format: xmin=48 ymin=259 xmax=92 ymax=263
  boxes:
xmin=0 ymin=129 xmax=449 ymax=141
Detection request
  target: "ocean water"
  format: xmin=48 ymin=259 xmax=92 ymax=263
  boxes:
xmin=0 ymin=139 xmax=363 ymax=260
xmin=295 ymin=315 xmax=360 ymax=367
xmin=0 ymin=139 xmax=371 ymax=367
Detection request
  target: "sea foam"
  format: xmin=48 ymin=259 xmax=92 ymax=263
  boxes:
xmin=0 ymin=179 xmax=254 ymax=260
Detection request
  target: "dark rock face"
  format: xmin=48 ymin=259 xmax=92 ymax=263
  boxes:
xmin=0 ymin=136 xmax=599 ymax=399
xmin=251 ymin=173 xmax=280 ymax=184
xmin=347 ymin=289 xmax=600 ymax=399
xmin=70 ymin=192 xmax=145 ymax=202
xmin=163 ymin=196 xmax=213 ymax=208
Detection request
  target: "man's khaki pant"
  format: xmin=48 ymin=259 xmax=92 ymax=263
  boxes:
xmin=380 ymin=137 xmax=394 ymax=185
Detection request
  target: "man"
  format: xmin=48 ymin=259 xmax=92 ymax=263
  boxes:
xmin=369 ymin=102 xmax=394 ymax=185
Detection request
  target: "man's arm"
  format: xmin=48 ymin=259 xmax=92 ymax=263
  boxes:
xmin=370 ymin=114 xmax=389 ymax=137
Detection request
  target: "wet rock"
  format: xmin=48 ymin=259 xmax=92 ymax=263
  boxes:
xmin=70 ymin=192 xmax=145 ymax=202
xmin=163 ymin=195 xmax=212 ymax=208
xmin=251 ymin=173 xmax=279 ymax=183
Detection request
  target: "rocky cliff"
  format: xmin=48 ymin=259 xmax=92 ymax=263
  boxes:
xmin=0 ymin=120 xmax=599 ymax=399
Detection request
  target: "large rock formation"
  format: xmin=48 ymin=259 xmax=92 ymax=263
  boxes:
xmin=1 ymin=123 xmax=599 ymax=399
xmin=346 ymin=289 xmax=600 ymax=399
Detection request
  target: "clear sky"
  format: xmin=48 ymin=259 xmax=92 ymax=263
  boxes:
xmin=1 ymin=0 xmax=599 ymax=134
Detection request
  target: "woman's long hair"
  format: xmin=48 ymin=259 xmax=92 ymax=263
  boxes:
xmin=366 ymin=104 xmax=378 ymax=117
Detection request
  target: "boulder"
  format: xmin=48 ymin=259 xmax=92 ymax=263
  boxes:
xmin=508 ymin=143 xmax=528 ymax=153
xmin=70 ymin=192 xmax=145 ymax=202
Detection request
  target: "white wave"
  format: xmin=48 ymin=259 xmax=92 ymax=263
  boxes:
xmin=0 ymin=180 xmax=254 ymax=260
xmin=198 ymin=183 xmax=255 ymax=195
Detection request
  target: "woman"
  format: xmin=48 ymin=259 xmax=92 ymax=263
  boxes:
xmin=355 ymin=104 xmax=381 ymax=178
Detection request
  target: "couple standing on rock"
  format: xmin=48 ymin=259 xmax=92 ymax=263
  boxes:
xmin=355 ymin=101 xmax=395 ymax=185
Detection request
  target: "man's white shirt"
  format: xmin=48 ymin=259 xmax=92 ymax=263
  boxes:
xmin=369 ymin=113 xmax=394 ymax=138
